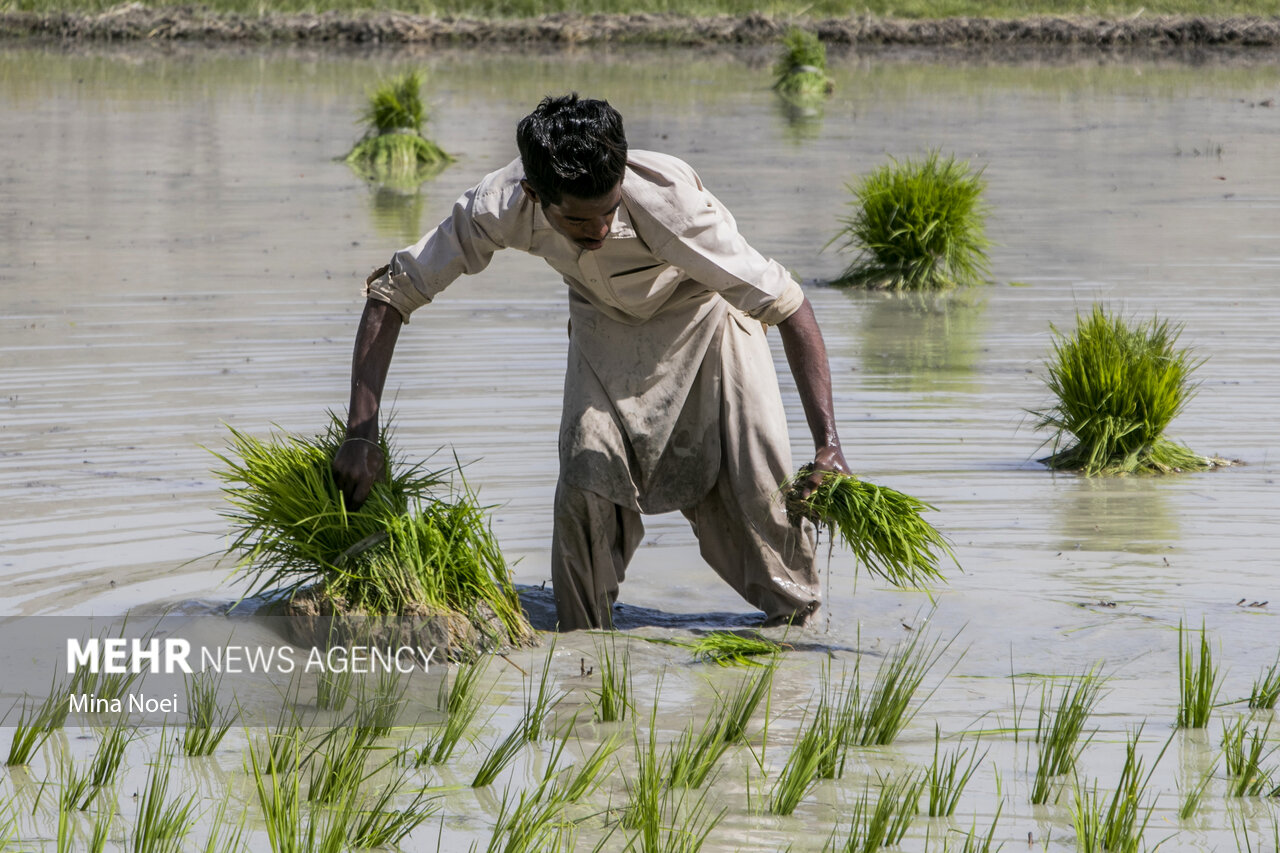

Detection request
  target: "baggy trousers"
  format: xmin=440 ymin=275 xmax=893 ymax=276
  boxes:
xmin=550 ymin=316 xmax=821 ymax=631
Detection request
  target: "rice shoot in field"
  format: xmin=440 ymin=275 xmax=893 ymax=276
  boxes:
xmin=344 ymin=71 xmax=453 ymax=191
xmin=211 ymin=417 xmax=533 ymax=650
xmin=1031 ymin=305 xmax=1218 ymax=476
xmin=784 ymin=466 xmax=955 ymax=588
xmin=644 ymin=630 xmax=788 ymax=666
xmin=831 ymin=150 xmax=991 ymax=291
xmin=772 ymin=28 xmax=834 ymax=101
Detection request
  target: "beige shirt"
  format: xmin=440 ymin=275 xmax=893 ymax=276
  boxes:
xmin=365 ymin=150 xmax=804 ymax=512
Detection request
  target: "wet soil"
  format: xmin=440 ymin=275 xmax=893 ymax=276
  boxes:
xmin=5 ymin=5 xmax=1280 ymax=51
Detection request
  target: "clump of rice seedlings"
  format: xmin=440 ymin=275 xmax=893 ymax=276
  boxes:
xmin=183 ymin=669 xmax=237 ymax=757
xmin=648 ymin=630 xmax=789 ymax=667
xmin=1178 ymin=761 xmax=1215 ymax=819
xmin=353 ymin=667 xmax=409 ymax=737
xmin=1030 ymin=668 xmax=1106 ymax=805
xmin=1248 ymin=651 xmax=1280 ymax=710
xmin=927 ymin=727 xmax=987 ymax=817
xmin=1070 ymin=724 xmax=1169 ymax=853
xmin=249 ymin=733 xmax=308 ymax=853
xmin=89 ymin=804 xmax=114 ymax=853
xmin=851 ymin=627 xmax=956 ymax=747
xmin=5 ymin=681 xmax=68 ymax=766
xmin=783 ymin=466 xmax=956 ymax=589
xmin=770 ymin=708 xmax=838 ymax=816
xmin=58 ymin=752 xmax=96 ymax=813
xmin=132 ymin=736 xmax=199 ymax=853
xmin=344 ymin=71 xmax=453 ymax=190
xmin=824 ymin=772 xmax=925 ymax=852
xmin=1032 ymin=306 xmax=1216 ymax=476
xmin=1177 ymin=620 xmax=1222 ymax=729
xmin=472 ymin=721 xmax=529 ymax=788
xmin=200 ymin=794 xmax=247 ymax=853
xmin=938 ymin=805 xmax=1003 ymax=853
xmin=307 ymin=724 xmax=381 ymax=805
xmin=554 ymin=732 xmax=623 ymax=804
xmin=417 ymin=656 xmax=491 ymax=766
xmin=346 ymin=769 xmax=440 ymax=848
xmin=772 ymin=28 xmax=833 ymax=101
xmin=831 ymin=150 xmax=990 ymax=291
xmin=68 ymin=625 xmax=148 ymax=703
xmin=624 ymin=736 xmax=724 ymax=853
xmin=718 ymin=658 xmax=779 ymax=744
xmin=521 ymin=640 xmax=566 ymax=742
xmin=212 ymin=418 xmax=534 ymax=652
xmin=1221 ymin=715 xmax=1275 ymax=797
xmin=665 ymin=710 xmax=735 ymax=790
xmin=316 ymin=665 xmax=354 ymax=713
xmin=813 ymin=658 xmax=858 ymax=780
xmin=591 ymin=632 xmax=633 ymax=723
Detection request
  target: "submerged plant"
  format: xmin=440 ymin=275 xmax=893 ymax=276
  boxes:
xmin=831 ymin=150 xmax=990 ymax=290
xmin=1177 ymin=620 xmax=1221 ymax=729
xmin=183 ymin=669 xmax=237 ymax=757
xmin=824 ymin=772 xmax=924 ymax=852
xmin=1248 ymin=650 xmax=1280 ymax=710
xmin=770 ymin=708 xmax=837 ymax=815
xmin=784 ymin=466 xmax=956 ymax=589
xmin=344 ymin=71 xmax=453 ymax=190
xmin=772 ymin=28 xmax=834 ymax=101
xmin=1070 ymin=725 xmax=1169 ymax=853
xmin=132 ymin=737 xmax=199 ymax=853
xmin=212 ymin=417 xmax=533 ymax=650
xmin=591 ymin=632 xmax=633 ymax=723
xmin=926 ymin=727 xmax=986 ymax=817
xmin=418 ymin=655 xmax=491 ymax=766
xmin=1032 ymin=305 xmax=1215 ymax=476
xmin=1221 ymin=715 xmax=1275 ymax=797
xmin=851 ymin=627 xmax=956 ymax=747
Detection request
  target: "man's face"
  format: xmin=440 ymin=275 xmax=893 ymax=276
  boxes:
xmin=521 ymin=180 xmax=623 ymax=252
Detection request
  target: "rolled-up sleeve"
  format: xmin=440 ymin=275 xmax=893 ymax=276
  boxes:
xmin=364 ymin=180 xmax=512 ymax=323
xmin=637 ymin=175 xmax=803 ymax=327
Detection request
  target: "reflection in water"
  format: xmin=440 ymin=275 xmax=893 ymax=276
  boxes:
xmin=1056 ymin=475 xmax=1178 ymax=554
xmin=852 ymin=289 xmax=988 ymax=394
xmin=368 ymin=184 xmax=427 ymax=246
xmin=774 ymin=94 xmax=825 ymax=141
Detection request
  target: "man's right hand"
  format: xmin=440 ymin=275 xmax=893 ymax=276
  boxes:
xmin=332 ymin=436 xmax=385 ymax=510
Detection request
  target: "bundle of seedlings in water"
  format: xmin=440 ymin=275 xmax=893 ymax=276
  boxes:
xmin=772 ymin=28 xmax=834 ymax=102
xmin=644 ymin=630 xmax=788 ymax=667
xmin=344 ymin=71 xmax=453 ymax=191
xmin=784 ymin=465 xmax=956 ymax=589
xmin=831 ymin=151 xmax=990 ymax=291
xmin=1032 ymin=305 xmax=1221 ymax=476
xmin=212 ymin=417 xmax=534 ymax=657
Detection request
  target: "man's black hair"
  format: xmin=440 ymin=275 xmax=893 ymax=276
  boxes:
xmin=516 ymin=94 xmax=628 ymax=207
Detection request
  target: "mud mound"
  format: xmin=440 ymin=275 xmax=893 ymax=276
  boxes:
xmin=4 ymin=6 xmax=1280 ymax=49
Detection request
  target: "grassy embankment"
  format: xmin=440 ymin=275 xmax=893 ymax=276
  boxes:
xmin=2 ymin=0 xmax=1279 ymax=16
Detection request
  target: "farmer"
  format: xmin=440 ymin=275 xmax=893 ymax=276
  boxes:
xmin=333 ymin=94 xmax=849 ymax=631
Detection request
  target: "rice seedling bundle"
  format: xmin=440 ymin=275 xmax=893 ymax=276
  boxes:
xmin=1032 ymin=305 xmax=1216 ymax=476
xmin=344 ymin=71 xmax=453 ymax=189
xmin=831 ymin=151 xmax=991 ymax=291
xmin=772 ymin=28 xmax=834 ymax=101
xmin=644 ymin=630 xmax=787 ymax=666
xmin=212 ymin=417 xmax=533 ymax=652
xmin=784 ymin=466 xmax=956 ymax=589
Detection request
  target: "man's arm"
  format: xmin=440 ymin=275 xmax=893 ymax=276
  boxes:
xmin=777 ymin=297 xmax=851 ymax=496
xmin=333 ymin=289 xmax=403 ymax=508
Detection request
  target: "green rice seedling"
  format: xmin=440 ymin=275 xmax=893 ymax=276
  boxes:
xmin=1032 ymin=306 xmax=1213 ymax=476
xmin=665 ymin=712 xmax=733 ymax=790
xmin=307 ymin=724 xmax=381 ymax=805
xmin=937 ymin=803 xmax=1003 ymax=853
xmin=344 ymin=71 xmax=454 ymax=190
xmin=1221 ymin=715 xmax=1275 ymax=797
xmin=88 ymin=720 xmax=135 ymax=790
xmin=927 ymin=727 xmax=987 ymax=817
xmin=200 ymin=794 xmax=247 ymax=853
xmin=831 ymin=150 xmax=991 ymax=291
xmin=1030 ymin=668 xmax=1105 ymax=805
xmin=1177 ymin=620 xmax=1222 ymax=729
xmin=472 ymin=721 xmax=529 ymax=788
xmin=418 ymin=655 xmax=491 ymax=765
xmin=783 ymin=467 xmax=956 ymax=589
xmin=183 ymin=669 xmax=237 ymax=757
xmin=346 ymin=768 xmax=440 ymax=848
xmin=591 ymin=632 xmax=633 ymax=722
xmin=1178 ymin=761 xmax=1215 ymax=819
xmin=623 ymin=707 xmax=665 ymax=835
xmin=249 ymin=733 xmax=307 ymax=853
xmin=1231 ymin=811 xmax=1280 ymax=853
xmin=1070 ymin=724 xmax=1170 ymax=853
xmin=769 ymin=709 xmax=837 ymax=816
xmin=851 ymin=627 xmax=956 ymax=746
xmin=521 ymin=640 xmax=565 ymax=742
xmin=68 ymin=625 xmax=149 ymax=704
xmin=89 ymin=804 xmax=114 ymax=853
xmin=1248 ymin=651 xmax=1280 ymax=710
xmin=5 ymin=685 xmax=67 ymax=766
xmin=624 ymin=781 xmax=724 ymax=853
xmin=132 ymin=736 xmax=198 ymax=853
xmin=212 ymin=418 xmax=533 ymax=649
xmin=353 ymin=667 xmax=409 ymax=738
xmin=316 ymin=665 xmax=354 ymax=713
xmin=648 ymin=630 xmax=789 ymax=667
xmin=814 ymin=658 xmax=858 ymax=780
xmin=58 ymin=751 xmax=97 ymax=813
xmin=772 ymin=28 xmax=833 ymax=101
xmin=718 ymin=658 xmax=778 ymax=744
xmin=824 ymin=772 xmax=925 ymax=852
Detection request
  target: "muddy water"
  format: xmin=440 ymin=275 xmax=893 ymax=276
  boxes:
xmin=2 ymin=44 xmax=1279 ymax=851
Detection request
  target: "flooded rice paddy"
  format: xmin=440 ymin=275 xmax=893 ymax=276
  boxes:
xmin=2 ymin=43 xmax=1280 ymax=851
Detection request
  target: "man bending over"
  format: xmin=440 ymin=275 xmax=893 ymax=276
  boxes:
xmin=333 ymin=93 xmax=849 ymax=631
